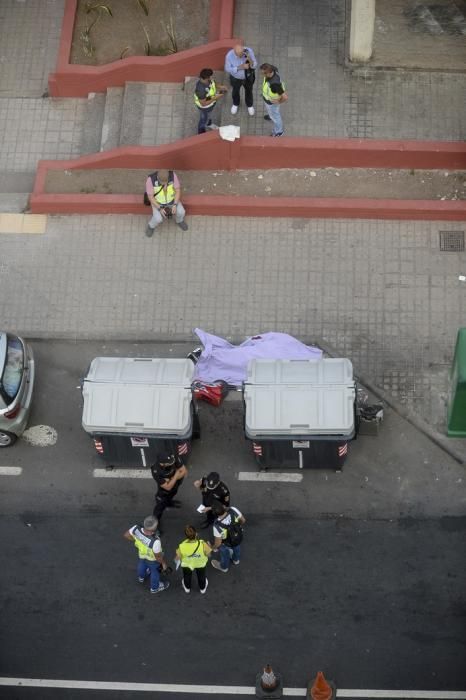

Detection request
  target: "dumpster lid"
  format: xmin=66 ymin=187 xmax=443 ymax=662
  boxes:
xmin=84 ymin=357 xmax=195 ymax=386
xmin=82 ymin=383 xmax=193 ymax=436
xmin=244 ymin=383 xmax=355 ymax=437
xmin=246 ymin=358 xmax=353 ymax=385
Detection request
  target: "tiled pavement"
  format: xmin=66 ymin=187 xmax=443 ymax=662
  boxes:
xmin=2 ymin=215 xmax=465 ymax=433
xmin=1 ymin=0 xmax=465 ymax=177
xmin=0 ymin=0 xmax=465 ymax=435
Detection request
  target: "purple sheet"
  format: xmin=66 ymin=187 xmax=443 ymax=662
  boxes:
xmin=192 ymin=329 xmax=323 ymax=386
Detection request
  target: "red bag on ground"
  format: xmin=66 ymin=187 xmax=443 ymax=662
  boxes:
xmin=192 ymin=380 xmax=229 ymax=407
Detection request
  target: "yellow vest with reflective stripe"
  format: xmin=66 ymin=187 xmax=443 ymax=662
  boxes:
xmin=262 ymin=76 xmax=285 ymax=102
xmin=154 ymin=182 xmax=176 ymax=205
xmin=178 ymin=539 xmax=208 ymax=569
xmin=133 ymin=527 xmax=158 ymax=561
xmin=194 ymin=80 xmax=216 ymax=108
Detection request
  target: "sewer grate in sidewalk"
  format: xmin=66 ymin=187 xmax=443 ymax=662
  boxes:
xmin=439 ymin=230 xmax=465 ymax=252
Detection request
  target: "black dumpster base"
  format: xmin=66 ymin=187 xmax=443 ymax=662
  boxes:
xmin=251 ymin=439 xmax=349 ymax=470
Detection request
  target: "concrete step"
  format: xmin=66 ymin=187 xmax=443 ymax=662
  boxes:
xmin=81 ymin=92 xmax=106 ymax=154
xmin=100 ymin=87 xmax=124 ymax=151
xmin=119 ymin=82 xmax=147 ymax=146
xmin=0 ymin=193 xmax=30 ymax=213
xmin=0 ymin=172 xmax=36 ymax=213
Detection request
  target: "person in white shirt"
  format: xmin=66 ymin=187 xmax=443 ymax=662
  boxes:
xmin=224 ymin=44 xmax=258 ymax=116
xmin=123 ymin=515 xmax=170 ymax=594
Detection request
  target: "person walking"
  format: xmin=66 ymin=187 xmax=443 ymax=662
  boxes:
xmin=145 ymin=168 xmax=188 ymax=236
xmin=260 ymin=62 xmax=288 ymax=137
xmin=194 ymin=68 xmax=227 ymax=135
xmin=211 ymin=502 xmax=246 ymax=573
xmin=151 ymin=453 xmax=187 ymax=530
xmin=123 ymin=515 xmax=170 ymax=594
xmin=175 ymin=525 xmax=212 ymax=594
xmin=194 ymin=471 xmax=230 ymax=528
xmin=224 ymin=43 xmax=257 ymax=116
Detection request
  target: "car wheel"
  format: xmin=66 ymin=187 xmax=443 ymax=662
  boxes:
xmin=0 ymin=430 xmax=17 ymax=447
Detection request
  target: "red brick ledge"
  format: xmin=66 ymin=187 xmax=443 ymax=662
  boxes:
xmin=33 ymin=133 xmax=466 ymax=172
xmin=29 ymin=192 xmax=466 ymax=221
xmin=31 ymin=134 xmax=466 ymax=221
xmin=49 ymin=0 xmax=236 ymax=97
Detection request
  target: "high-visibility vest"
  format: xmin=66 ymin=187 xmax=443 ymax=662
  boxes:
xmin=149 ymin=170 xmax=176 ymax=205
xmin=262 ymin=75 xmax=285 ymax=102
xmin=178 ymin=539 xmax=208 ymax=569
xmin=132 ymin=526 xmax=159 ymax=561
xmin=194 ymin=80 xmax=216 ymax=109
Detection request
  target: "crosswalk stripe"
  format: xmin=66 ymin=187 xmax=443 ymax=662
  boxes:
xmin=0 ymin=467 xmax=22 ymax=476
xmin=238 ymin=471 xmax=303 ymax=482
xmin=0 ymin=678 xmax=464 ymax=698
xmin=93 ymin=468 xmax=152 ymax=478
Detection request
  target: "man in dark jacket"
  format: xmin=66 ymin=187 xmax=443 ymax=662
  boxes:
xmin=151 ymin=453 xmax=187 ymax=529
xmin=194 ymin=471 xmax=230 ymax=528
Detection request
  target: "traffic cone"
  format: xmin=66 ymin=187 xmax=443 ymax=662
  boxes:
xmin=307 ymin=671 xmax=336 ymax=700
xmin=255 ymin=663 xmax=283 ymax=698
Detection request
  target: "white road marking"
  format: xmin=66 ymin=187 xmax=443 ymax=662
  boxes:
xmin=0 ymin=679 xmax=464 ymax=698
xmin=93 ymin=468 xmax=152 ymax=478
xmin=338 ymin=693 xmax=466 ymax=699
xmin=0 ymin=467 xmax=22 ymax=476
xmin=238 ymin=471 xmax=303 ymax=482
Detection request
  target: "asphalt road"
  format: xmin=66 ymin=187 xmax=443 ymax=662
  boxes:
xmin=0 ymin=341 xmax=465 ymax=698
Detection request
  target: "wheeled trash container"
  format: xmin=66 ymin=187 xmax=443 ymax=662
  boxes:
xmin=243 ymin=358 xmax=356 ymax=470
xmin=82 ymin=357 xmax=199 ymax=467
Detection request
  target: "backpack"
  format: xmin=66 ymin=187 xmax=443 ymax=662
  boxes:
xmin=143 ymin=170 xmax=174 ymax=205
xmin=217 ymin=509 xmax=243 ymax=546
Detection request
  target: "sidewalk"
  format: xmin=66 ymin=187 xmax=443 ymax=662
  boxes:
xmin=0 ymin=0 xmax=465 ymax=438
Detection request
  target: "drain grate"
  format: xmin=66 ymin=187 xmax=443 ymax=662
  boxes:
xmin=439 ymin=230 xmax=465 ymax=252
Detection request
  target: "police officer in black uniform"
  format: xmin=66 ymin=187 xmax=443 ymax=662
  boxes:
xmin=151 ymin=453 xmax=188 ymax=529
xmin=194 ymin=471 xmax=230 ymax=528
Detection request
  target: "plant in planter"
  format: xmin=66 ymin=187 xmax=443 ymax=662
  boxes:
xmin=80 ymin=2 xmax=113 ymax=58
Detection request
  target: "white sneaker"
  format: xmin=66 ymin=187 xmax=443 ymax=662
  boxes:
xmin=231 ymin=105 xmax=239 ymax=115
xmin=247 ymin=106 xmax=255 ymax=116
xmin=181 ymin=580 xmax=191 ymax=594
xmin=200 ymin=578 xmax=209 ymax=594
xmin=206 ymin=123 xmax=219 ymax=131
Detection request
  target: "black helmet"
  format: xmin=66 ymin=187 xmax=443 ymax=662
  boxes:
xmin=205 ymin=471 xmax=220 ymax=489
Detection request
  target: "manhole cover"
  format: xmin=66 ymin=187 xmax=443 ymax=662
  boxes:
xmin=439 ymin=230 xmax=465 ymax=252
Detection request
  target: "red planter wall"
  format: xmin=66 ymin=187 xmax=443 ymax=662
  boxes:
xmin=49 ymin=0 xmax=236 ymax=97
xmin=30 ymin=134 xmax=466 ymax=221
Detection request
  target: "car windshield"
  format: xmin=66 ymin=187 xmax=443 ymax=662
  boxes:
xmin=1 ymin=335 xmax=24 ymax=402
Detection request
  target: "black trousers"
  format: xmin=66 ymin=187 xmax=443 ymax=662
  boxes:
xmin=153 ymin=479 xmax=184 ymax=521
xmin=229 ymin=75 xmax=254 ymax=107
xmin=182 ymin=566 xmax=207 ymax=591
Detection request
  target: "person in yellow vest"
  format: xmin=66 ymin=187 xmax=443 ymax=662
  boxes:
xmin=145 ymin=169 xmax=188 ymax=237
xmin=175 ymin=525 xmax=212 ymax=594
xmin=123 ymin=515 xmax=170 ymax=594
xmin=260 ymin=62 xmax=288 ymax=137
xmin=194 ymin=68 xmax=227 ymax=135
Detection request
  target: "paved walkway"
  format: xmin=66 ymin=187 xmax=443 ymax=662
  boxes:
xmin=0 ymin=0 xmax=465 ymax=437
xmin=2 ymin=214 xmax=466 ymax=435
xmin=1 ymin=0 xmax=465 ymax=179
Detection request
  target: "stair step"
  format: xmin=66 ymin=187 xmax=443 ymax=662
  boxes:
xmin=119 ymin=82 xmax=146 ymax=146
xmin=81 ymin=92 xmax=106 ymax=154
xmin=100 ymin=87 xmax=124 ymax=151
xmin=0 ymin=171 xmax=35 ymax=193
xmin=0 ymin=193 xmax=30 ymax=213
